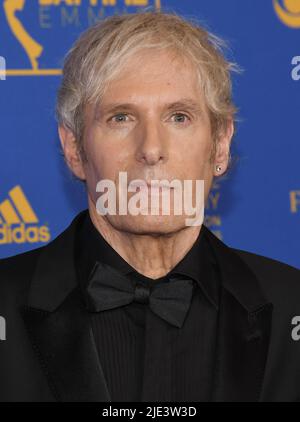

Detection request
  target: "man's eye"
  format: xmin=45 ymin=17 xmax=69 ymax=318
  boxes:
xmin=109 ymin=113 xmax=129 ymax=123
xmin=171 ymin=113 xmax=190 ymax=124
xmin=108 ymin=112 xmax=190 ymax=125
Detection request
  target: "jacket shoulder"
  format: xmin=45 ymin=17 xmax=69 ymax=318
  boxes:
xmin=0 ymin=247 xmax=43 ymax=299
xmin=0 ymin=210 xmax=84 ymax=305
xmin=231 ymin=247 xmax=300 ymax=299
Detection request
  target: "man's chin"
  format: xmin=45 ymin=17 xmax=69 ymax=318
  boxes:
xmin=106 ymin=215 xmax=189 ymax=236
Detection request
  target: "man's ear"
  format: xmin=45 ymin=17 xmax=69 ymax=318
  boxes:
xmin=58 ymin=125 xmax=86 ymax=181
xmin=213 ymin=118 xmax=234 ymax=177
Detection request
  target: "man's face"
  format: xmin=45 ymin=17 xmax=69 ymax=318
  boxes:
xmin=64 ymin=49 xmax=232 ymax=234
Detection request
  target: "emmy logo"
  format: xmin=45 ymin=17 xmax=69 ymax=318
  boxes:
xmin=4 ymin=0 xmax=43 ymax=71
xmin=0 ymin=56 xmax=6 ymax=80
xmin=273 ymin=0 xmax=300 ymax=28
xmin=0 ymin=316 xmax=6 ymax=341
xmin=2 ymin=0 xmax=160 ymax=76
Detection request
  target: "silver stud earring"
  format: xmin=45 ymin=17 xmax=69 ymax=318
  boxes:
xmin=216 ymin=165 xmax=222 ymax=172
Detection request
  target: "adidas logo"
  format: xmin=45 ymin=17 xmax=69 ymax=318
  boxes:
xmin=0 ymin=185 xmax=51 ymax=244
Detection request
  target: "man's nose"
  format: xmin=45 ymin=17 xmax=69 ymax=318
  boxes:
xmin=134 ymin=120 xmax=168 ymax=166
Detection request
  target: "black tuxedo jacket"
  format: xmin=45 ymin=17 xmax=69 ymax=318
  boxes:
xmin=0 ymin=210 xmax=300 ymax=402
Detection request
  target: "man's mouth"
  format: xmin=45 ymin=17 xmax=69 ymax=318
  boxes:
xmin=128 ymin=180 xmax=175 ymax=190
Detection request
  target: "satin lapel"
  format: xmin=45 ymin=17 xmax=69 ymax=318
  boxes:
xmin=20 ymin=210 xmax=111 ymax=402
xmin=211 ymin=288 xmax=273 ymax=401
xmin=202 ymin=226 xmax=273 ymax=402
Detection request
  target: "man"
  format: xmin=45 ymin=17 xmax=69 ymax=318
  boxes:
xmin=0 ymin=10 xmax=300 ymax=402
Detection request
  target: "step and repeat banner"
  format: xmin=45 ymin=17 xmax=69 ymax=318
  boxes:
xmin=0 ymin=0 xmax=299 ymax=268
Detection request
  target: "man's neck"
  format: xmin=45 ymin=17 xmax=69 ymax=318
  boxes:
xmin=88 ymin=205 xmax=202 ymax=279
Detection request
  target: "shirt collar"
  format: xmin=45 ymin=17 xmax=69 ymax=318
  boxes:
xmin=75 ymin=209 xmax=220 ymax=310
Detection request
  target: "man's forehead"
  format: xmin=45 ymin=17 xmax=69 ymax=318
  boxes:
xmin=95 ymin=97 xmax=205 ymax=115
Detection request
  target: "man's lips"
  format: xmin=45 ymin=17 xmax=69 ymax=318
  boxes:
xmin=128 ymin=180 xmax=175 ymax=189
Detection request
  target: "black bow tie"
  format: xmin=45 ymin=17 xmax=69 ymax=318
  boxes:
xmin=84 ymin=261 xmax=195 ymax=328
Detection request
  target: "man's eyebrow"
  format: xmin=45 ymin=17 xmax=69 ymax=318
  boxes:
xmin=95 ymin=98 xmax=203 ymax=117
xmin=164 ymin=99 xmax=203 ymax=112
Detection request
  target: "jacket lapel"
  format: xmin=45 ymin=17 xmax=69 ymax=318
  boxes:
xmin=203 ymin=227 xmax=273 ymax=402
xmin=21 ymin=210 xmax=111 ymax=402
